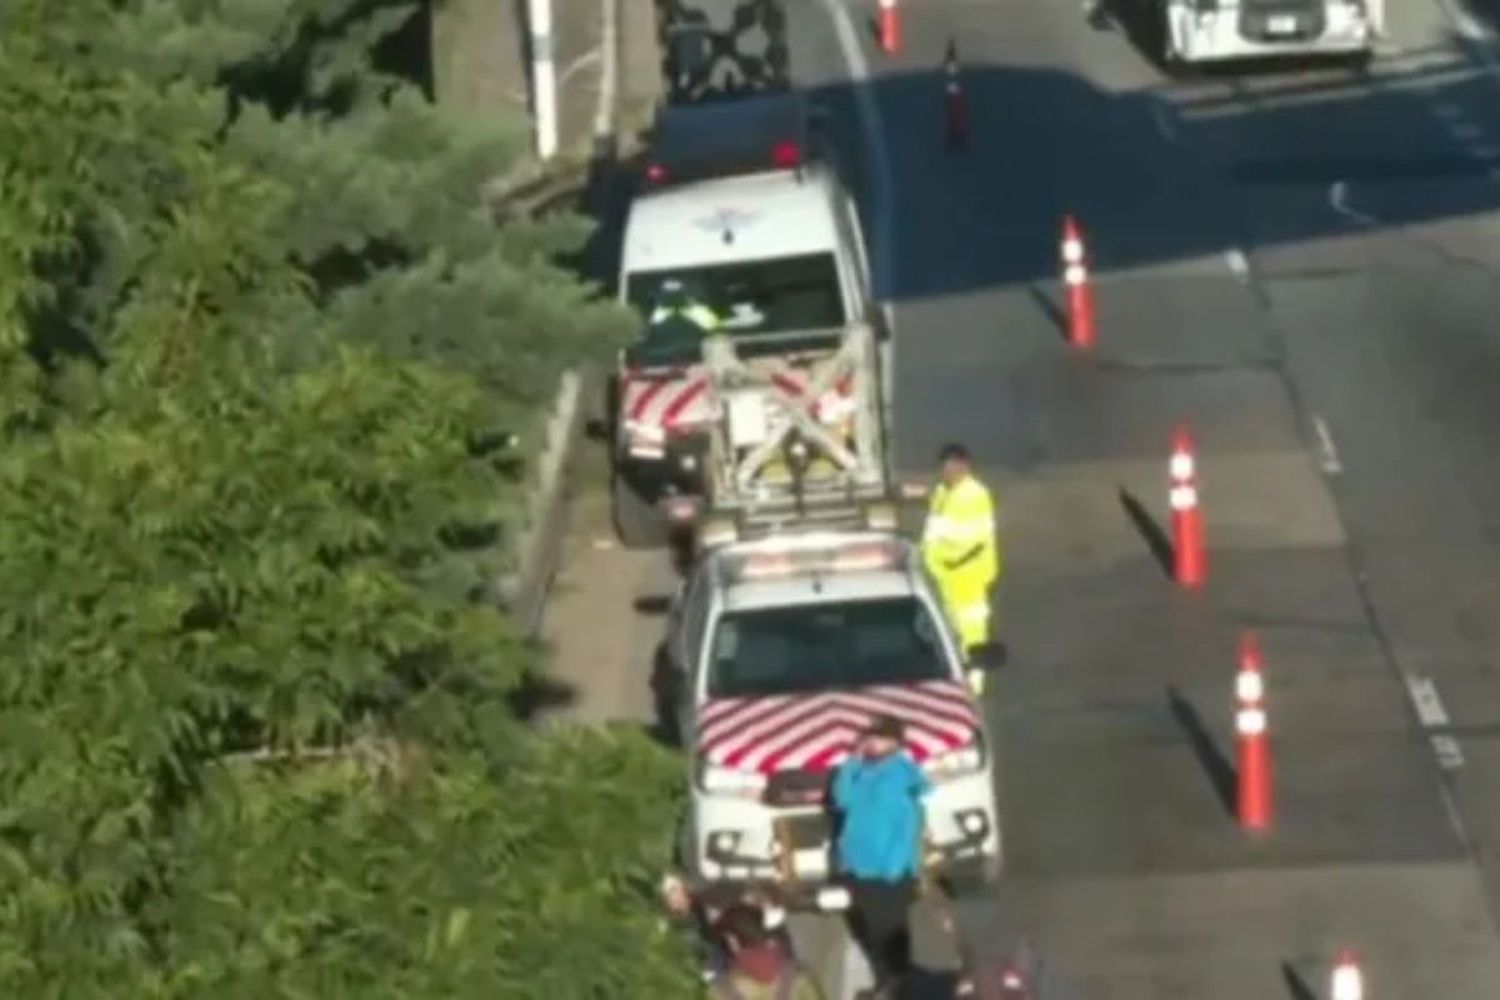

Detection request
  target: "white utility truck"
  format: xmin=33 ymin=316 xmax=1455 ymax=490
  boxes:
xmin=610 ymin=115 xmax=881 ymax=545
xmin=664 ymin=531 xmax=1006 ymax=912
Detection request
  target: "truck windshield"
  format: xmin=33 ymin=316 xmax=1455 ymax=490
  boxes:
xmin=707 ymin=597 xmax=952 ymax=699
xmin=626 ymin=252 xmax=846 ymax=339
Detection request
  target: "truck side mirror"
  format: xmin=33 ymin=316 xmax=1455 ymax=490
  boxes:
xmin=967 ymin=642 xmax=1008 ymax=671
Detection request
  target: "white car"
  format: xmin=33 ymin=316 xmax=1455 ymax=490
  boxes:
xmin=663 ymin=531 xmax=1004 ymax=910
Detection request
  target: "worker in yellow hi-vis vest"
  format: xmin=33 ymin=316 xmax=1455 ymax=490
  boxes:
xmin=922 ymin=443 xmax=1000 ymax=697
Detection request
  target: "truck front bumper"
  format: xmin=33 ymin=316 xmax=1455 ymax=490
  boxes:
xmin=687 ymin=770 xmax=1002 ymax=909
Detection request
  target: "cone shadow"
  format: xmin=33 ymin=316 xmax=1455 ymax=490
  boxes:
xmin=1118 ymin=487 xmax=1174 ymax=580
xmin=1280 ymin=961 xmax=1318 ymax=1000
xmin=1166 ymin=685 xmax=1237 ymax=818
xmin=1026 ymin=283 xmax=1070 ymax=343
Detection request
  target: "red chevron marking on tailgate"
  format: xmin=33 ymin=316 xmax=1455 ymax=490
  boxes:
xmin=743 ymin=705 xmax=887 ymax=773
xmin=832 ymin=690 xmax=969 ymax=747
xmin=699 ymin=685 xmax=980 ymax=775
xmin=698 ymin=694 xmax=802 ymax=747
xmin=780 ymin=723 xmax=866 ymax=773
xmin=719 ymin=695 xmax=846 ymax=769
xmin=626 ymin=378 xmax=670 ymax=421
xmin=859 ymin=685 xmax=977 ymax=734
xmin=661 ymin=378 xmax=708 ymax=428
xmin=698 ymin=693 xmax=789 ymax=729
xmin=764 ymin=711 xmax=949 ymax=773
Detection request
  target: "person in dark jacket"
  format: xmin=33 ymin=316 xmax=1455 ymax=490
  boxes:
xmin=709 ymin=903 xmax=824 ymax=1000
xmin=831 ymin=714 xmax=932 ymax=999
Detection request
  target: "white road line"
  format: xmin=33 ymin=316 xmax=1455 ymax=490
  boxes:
xmin=1447 ymin=120 xmax=1485 ymax=141
xmin=1433 ymin=735 xmax=1467 ymax=771
xmin=1436 ymin=0 xmax=1500 ymax=94
xmin=1431 ymin=102 xmax=1464 ymax=119
xmin=1224 ymin=247 xmax=1250 ymax=280
xmin=1404 ymin=674 xmax=1466 ymax=770
xmin=1472 ymin=144 xmax=1500 ymax=160
xmin=1445 ymin=0 xmax=1495 ymax=41
xmin=1490 ymin=165 xmax=1500 ymax=182
xmin=1329 ymin=180 xmax=1376 ymax=225
xmin=1312 ymin=415 xmax=1344 ymax=475
xmin=1151 ymin=96 xmax=1178 ymax=142
xmin=1406 ymin=675 xmax=1451 ymax=728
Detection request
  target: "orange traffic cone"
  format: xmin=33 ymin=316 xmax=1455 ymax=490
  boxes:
xmin=944 ymin=40 xmax=969 ymax=150
xmin=1059 ymin=215 xmax=1096 ymax=348
xmin=1331 ymin=949 xmax=1365 ymax=1000
xmin=1235 ymin=631 xmax=1273 ymax=831
xmin=878 ymin=0 xmax=901 ymax=55
xmin=1169 ymin=425 xmax=1205 ymax=587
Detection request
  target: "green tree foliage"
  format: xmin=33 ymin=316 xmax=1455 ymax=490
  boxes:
xmin=0 ymin=1 xmax=692 ymax=996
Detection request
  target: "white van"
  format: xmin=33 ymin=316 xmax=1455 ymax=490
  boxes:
xmin=609 ymin=147 xmax=876 ymax=543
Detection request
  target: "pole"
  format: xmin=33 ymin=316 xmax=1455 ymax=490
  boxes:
xmin=527 ymin=0 xmax=559 ymax=160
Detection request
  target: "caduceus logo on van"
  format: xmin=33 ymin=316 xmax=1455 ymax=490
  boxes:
xmin=693 ymin=207 xmax=758 ymax=238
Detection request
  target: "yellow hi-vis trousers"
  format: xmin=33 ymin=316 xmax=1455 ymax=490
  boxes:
xmin=937 ymin=571 xmax=994 ymax=697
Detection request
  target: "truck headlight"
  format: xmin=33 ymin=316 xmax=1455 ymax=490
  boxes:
xmin=924 ymin=740 xmax=985 ymax=782
xmin=696 ymin=758 xmax=767 ymax=799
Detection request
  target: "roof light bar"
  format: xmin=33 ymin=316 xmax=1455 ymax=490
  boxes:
xmin=771 ymin=140 xmax=802 ymax=169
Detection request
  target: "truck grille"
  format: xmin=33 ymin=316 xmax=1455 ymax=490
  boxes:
xmin=763 ymin=768 xmax=830 ymax=808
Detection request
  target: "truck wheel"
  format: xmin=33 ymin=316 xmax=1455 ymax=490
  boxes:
xmin=613 ymin=473 xmax=669 ymax=549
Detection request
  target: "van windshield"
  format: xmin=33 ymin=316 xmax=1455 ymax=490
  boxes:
xmin=707 ymin=597 xmax=952 ymax=699
xmin=626 ymin=252 xmax=846 ymax=341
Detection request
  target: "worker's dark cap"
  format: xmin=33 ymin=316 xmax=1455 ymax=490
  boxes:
xmin=863 ymin=714 xmax=906 ymax=741
xmin=938 ymin=442 xmax=970 ymax=462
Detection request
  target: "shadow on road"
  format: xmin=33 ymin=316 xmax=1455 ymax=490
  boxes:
xmin=787 ymin=48 xmax=1500 ymax=306
xmin=1281 ymin=959 xmax=1320 ymax=1000
xmin=1166 ymin=684 xmax=1238 ymax=817
xmin=1118 ymin=487 xmax=1175 ymax=580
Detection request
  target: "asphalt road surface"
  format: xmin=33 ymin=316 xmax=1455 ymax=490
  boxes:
xmin=547 ymin=0 xmax=1500 ymax=994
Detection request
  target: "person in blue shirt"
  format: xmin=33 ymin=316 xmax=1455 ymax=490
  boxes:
xmin=831 ymin=714 xmax=932 ymax=999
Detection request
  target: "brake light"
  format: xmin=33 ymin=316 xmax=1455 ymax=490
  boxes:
xmin=830 ymin=546 xmax=898 ymax=573
xmin=645 ymin=162 xmax=668 ymax=184
xmin=738 ymin=554 xmax=798 ymax=579
xmin=771 ymin=140 xmax=802 ymax=169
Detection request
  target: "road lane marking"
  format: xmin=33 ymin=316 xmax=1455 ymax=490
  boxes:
xmin=1312 ymin=415 xmax=1344 ymax=475
xmin=1404 ymin=673 xmax=1466 ymax=770
xmin=1406 ymin=675 xmax=1451 ymax=727
xmin=1151 ymin=96 xmax=1178 ymax=141
xmin=1436 ymin=0 xmax=1500 ymax=94
xmin=1329 ymin=180 xmax=1376 ymax=225
xmin=1490 ymin=165 xmax=1500 ymax=182
xmin=1431 ymin=102 xmax=1464 ymax=119
xmin=1224 ymin=247 xmax=1250 ymax=280
xmin=1445 ymin=0 xmax=1495 ymax=41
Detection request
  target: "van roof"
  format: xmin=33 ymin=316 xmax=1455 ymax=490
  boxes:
xmin=622 ymin=167 xmax=842 ymax=274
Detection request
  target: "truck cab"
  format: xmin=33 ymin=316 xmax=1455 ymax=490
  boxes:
xmin=664 ymin=531 xmax=1004 ymax=910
